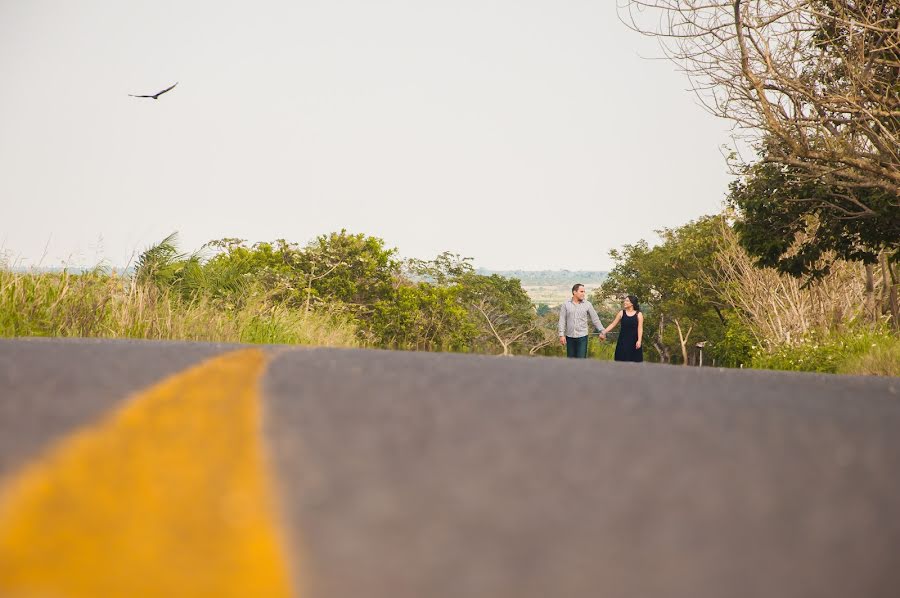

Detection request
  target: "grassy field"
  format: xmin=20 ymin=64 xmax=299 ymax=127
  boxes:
xmin=479 ymin=270 xmax=606 ymax=306
xmin=0 ymin=268 xmax=359 ymax=347
xmin=521 ymin=284 xmax=604 ymax=306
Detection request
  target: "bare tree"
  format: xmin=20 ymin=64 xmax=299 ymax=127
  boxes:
xmin=706 ymin=220 xmax=879 ymax=346
xmin=472 ymin=298 xmax=538 ymax=356
xmin=621 ymin=0 xmax=899 ymax=212
xmin=527 ymin=313 xmax=561 ymax=355
xmin=673 ymin=317 xmax=693 ymax=365
xmin=653 ymin=311 xmax=673 ymax=363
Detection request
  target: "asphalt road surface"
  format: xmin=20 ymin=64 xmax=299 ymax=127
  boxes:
xmin=1 ymin=338 xmax=899 ymax=598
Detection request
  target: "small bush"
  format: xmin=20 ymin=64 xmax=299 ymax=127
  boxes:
xmin=711 ymin=322 xmax=755 ymax=368
xmin=751 ymin=327 xmax=899 ymax=376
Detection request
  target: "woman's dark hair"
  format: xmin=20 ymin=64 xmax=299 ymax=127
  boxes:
xmin=627 ymin=295 xmax=641 ymax=312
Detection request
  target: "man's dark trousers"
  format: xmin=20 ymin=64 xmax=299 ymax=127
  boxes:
xmin=566 ymin=335 xmax=588 ymax=358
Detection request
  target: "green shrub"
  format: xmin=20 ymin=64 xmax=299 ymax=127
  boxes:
xmin=711 ymin=322 xmax=755 ymax=368
xmin=588 ymin=335 xmax=616 ymax=360
xmin=751 ymin=327 xmax=899 ymax=376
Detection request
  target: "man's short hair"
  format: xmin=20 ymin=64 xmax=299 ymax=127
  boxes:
xmin=572 ymin=283 xmax=584 ymax=294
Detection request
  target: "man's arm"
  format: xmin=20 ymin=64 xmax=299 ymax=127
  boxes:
xmin=587 ymin=302 xmax=605 ymax=335
xmin=558 ymin=302 xmax=567 ymax=344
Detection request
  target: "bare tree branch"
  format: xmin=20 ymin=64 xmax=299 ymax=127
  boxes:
xmin=620 ymin=0 xmax=900 ymax=209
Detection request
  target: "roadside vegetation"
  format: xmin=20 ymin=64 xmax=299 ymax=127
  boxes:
xmin=596 ymin=213 xmax=898 ymax=376
xmin=0 ymin=252 xmax=358 ymax=347
xmin=0 ymin=233 xmax=554 ymax=356
xmin=3 ymin=218 xmax=896 ymax=376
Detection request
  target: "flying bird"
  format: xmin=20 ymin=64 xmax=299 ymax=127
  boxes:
xmin=129 ymin=82 xmax=178 ymax=99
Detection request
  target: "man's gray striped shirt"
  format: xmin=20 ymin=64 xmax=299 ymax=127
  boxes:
xmin=558 ymin=300 xmax=604 ymax=338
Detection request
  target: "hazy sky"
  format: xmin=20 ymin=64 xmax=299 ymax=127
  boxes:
xmin=1 ymin=0 xmax=736 ymax=270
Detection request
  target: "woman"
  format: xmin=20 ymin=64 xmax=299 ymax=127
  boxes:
xmin=602 ymin=295 xmax=644 ymax=362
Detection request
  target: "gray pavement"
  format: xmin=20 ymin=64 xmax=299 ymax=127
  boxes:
xmin=0 ymin=338 xmax=237 ymax=477
xmin=2 ymin=339 xmax=899 ymax=597
xmin=264 ymin=348 xmax=900 ymax=598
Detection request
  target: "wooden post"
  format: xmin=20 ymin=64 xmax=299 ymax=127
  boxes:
xmin=881 ymin=252 xmax=898 ymax=330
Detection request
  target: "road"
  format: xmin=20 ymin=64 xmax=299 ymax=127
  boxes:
xmin=1 ymin=338 xmax=898 ymax=597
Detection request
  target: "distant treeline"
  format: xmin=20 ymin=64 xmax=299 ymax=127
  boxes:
xmin=477 ymin=269 xmax=607 ymax=286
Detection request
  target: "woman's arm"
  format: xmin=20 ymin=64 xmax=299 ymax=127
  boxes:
xmin=603 ymin=311 xmax=622 ymax=334
xmin=636 ymin=312 xmax=643 ymax=349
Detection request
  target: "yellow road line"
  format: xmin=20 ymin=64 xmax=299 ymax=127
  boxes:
xmin=0 ymin=349 xmax=295 ymax=597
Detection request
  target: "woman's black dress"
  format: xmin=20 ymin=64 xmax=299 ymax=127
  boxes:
xmin=614 ymin=310 xmax=643 ymax=362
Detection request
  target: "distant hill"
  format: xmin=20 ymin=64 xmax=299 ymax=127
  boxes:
xmin=477 ymin=269 xmax=607 ymax=286
xmin=477 ymin=269 xmax=607 ymax=305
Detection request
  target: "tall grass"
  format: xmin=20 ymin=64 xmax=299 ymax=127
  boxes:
xmin=0 ymin=268 xmax=359 ymax=347
xmin=836 ymin=333 xmax=900 ymax=377
xmin=587 ymin=334 xmax=616 ymax=360
xmin=750 ymin=327 xmax=900 ymax=377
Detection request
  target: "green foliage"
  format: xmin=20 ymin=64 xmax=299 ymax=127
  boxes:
xmin=838 ymin=336 xmax=900 ymax=377
xmin=131 ymin=234 xmax=546 ymax=355
xmin=370 ymin=282 xmax=475 ymax=351
xmin=406 ymin=252 xmax=474 ymax=285
xmin=134 ymin=232 xmax=199 ymax=293
xmin=598 ymin=215 xmax=736 ymax=363
xmin=235 ymin=299 xmax=358 ymax=345
xmin=587 ymin=335 xmax=615 ymax=360
xmin=13 ymin=224 xmax=896 ymax=375
xmin=728 ymin=159 xmax=898 ymax=279
xmin=202 ymin=238 xmax=303 ymax=307
xmin=300 ymin=230 xmax=399 ymax=308
xmin=456 ymin=272 xmax=542 ymax=355
xmin=750 ymin=327 xmax=899 ymax=376
xmin=712 ymin=322 xmax=756 ymax=368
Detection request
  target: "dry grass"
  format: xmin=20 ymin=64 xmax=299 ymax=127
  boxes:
xmin=837 ymin=338 xmax=900 ymax=377
xmin=0 ymin=268 xmax=359 ymax=347
xmin=710 ymin=223 xmax=878 ymax=347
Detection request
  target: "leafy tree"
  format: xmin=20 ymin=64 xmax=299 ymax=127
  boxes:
xmin=728 ymin=159 xmax=899 ymax=279
xmin=456 ymin=273 xmax=541 ymax=355
xmin=370 ymin=282 xmax=475 ymax=351
xmin=405 ymin=251 xmax=474 ymax=285
xmin=296 ymin=230 xmax=399 ymax=310
xmin=598 ymin=216 xmax=745 ymax=365
xmin=201 ymin=238 xmax=302 ymax=306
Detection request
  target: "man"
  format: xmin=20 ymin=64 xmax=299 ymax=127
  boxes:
xmin=558 ymin=283 xmax=606 ymax=358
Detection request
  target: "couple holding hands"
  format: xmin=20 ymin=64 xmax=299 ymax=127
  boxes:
xmin=558 ymin=284 xmax=643 ymax=362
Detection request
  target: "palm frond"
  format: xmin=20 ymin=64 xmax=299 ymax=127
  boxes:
xmin=134 ymin=232 xmax=186 ymax=286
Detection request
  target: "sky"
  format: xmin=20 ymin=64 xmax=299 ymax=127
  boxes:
xmin=0 ymin=0 xmax=737 ymax=271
